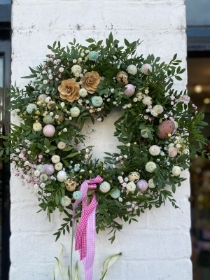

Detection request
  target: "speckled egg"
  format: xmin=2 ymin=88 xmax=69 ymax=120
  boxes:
xmin=156 ymin=120 xmax=175 ymax=139
xmin=124 ymin=84 xmax=136 ymax=97
xmin=65 ymin=178 xmax=77 ymax=192
xmin=137 ymin=179 xmax=148 ymax=192
xmin=128 ymin=172 xmax=140 ymax=182
xmin=43 ymin=124 xmax=55 ymax=137
xmin=116 ymin=71 xmax=129 ymax=84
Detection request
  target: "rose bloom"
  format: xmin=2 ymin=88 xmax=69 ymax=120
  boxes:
xmin=81 ymin=71 xmax=101 ymax=94
xmin=172 ymin=166 xmax=181 ymax=176
xmin=58 ymin=79 xmax=80 ymax=102
xmin=71 ymin=65 xmax=82 ymax=75
xmin=145 ymin=161 xmax=157 ymax=173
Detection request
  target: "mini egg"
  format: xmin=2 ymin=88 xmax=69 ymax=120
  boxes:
xmin=124 ymin=84 xmax=136 ymax=97
xmin=156 ymin=120 xmax=175 ymax=139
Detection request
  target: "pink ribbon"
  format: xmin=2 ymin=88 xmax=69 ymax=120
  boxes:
xmin=73 ymin=175 xmax=103 ymax=280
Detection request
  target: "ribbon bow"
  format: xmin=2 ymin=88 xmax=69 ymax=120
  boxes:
xmin=73 ymin=175 xmax=103 ymax=280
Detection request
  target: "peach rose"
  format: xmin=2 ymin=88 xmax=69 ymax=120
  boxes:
xmin=81 ymin=71 xmax=100 ymax=94
xmin=58 ymin=79 xmax=80 ymax=102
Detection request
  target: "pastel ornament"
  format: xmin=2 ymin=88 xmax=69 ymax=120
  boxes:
xmin=57 ymin=170 xmax=67 ymax=182
xmin=156 ymin=120 xmax=175 ymax=139
xmin=137 ymin=180 xmax=148 ymax=192
xmin=128 ymin=171 xmax=140 ymax=182
xmin=26 ymin=103 xmax=37 ymax=114
xmin=70 ymin=107 xmax=80 ymax=118
xmin=43 ymin=124 xmax=55 ymax=137
xmin=124 ymin=84 xmax=136 ymax=97
xmin=88 ymin=51 xmax=99 ymax=61
xmin=36 ymin=164 xmax=45 ymax=173
xmin=110 ymin=189 xmax=121 ymax=199
xmin=73 ymin=191 xmax=82 ymax=200
xmin=145 ymin=161 xmax=157 ymax=173
xmin=43 ymin=114 xmax=54 ymax=124
xmin=149 ymin=145 xmax=161 ymax=156
xmin=60 ymin=196 xmax=71 ymax=207
xmin=141 ymin=64 xmax=152 ymax=75
xmin=99 ymin=181 xmax=111 ymax=193
xmin=168 ymin=147 xmax=178 ymax=158
xmin=44 ymin=164 xmax=55 ymax=176
xmin=91 ymin=96 xmax=103 ymax=107
xmin=172 ymin=166 xmax=181 ymax=176
xmin=127 ymin=64 xmax=137 ymax=75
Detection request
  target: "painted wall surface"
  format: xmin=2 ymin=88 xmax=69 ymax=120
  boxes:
xmin=10 ymin=1 xmax=191 ymax=279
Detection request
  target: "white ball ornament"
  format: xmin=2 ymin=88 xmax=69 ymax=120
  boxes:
xmin=57 ymin=170 xmax=67 ymax=182
xmin=43 ymin=124 xmax=55 ymax=137
xmin=124 ymin=84 xmax=136 ymax=97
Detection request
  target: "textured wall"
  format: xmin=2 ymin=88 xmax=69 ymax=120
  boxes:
xmin=10 ymin=1 xmax=191 ymax=279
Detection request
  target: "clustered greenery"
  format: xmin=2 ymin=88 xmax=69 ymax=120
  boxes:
xmin=0 ymin=33 xmax=208 ymax=242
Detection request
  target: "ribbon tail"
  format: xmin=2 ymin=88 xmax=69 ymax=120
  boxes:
xmin=83 ymin=205 xmax=97 ymax=280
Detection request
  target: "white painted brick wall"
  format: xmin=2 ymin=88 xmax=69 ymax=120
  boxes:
xmin=10 ymin=1 xmax=191 ymax=279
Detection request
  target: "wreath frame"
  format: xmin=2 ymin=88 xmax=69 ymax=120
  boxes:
xmin=1 ymin=33 xmax=208 ymax=242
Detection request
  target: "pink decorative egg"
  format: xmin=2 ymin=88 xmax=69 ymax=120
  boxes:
xmin=124 ymin=84 xmax=136 ymax=97
xmin=137 ymin=179 xmax=148 ymax=192
xmin=156 ymin=120 xmax=175 ymax=139
xmin=43 ymin=124 xmax=55 ymax=137
xmin=44 ymin=164 xmax=55 ymax=176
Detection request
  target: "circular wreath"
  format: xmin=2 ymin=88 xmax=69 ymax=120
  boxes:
xmin=2 ymin=33 xmax=207 ymax=242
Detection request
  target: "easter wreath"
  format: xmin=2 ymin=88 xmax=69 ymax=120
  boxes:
xmin=1 ymin=33 xmax=208 ymax=244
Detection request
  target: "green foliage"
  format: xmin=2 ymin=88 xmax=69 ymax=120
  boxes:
xmin=0 ymin=33 xmax=208 ymax=242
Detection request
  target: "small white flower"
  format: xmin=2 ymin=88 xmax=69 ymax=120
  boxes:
xmin=127 ymin=64 xmax=137 ymax=75
xmin=34 ymin=170 xmax=40 ymax=177
xmin=126 ymin=182 xmax=136 ymax=192
xmin=73 ymin=59 xmax=77 ymax=63
xmin=60 ymin=196 xmax=71 ymax=207
xmin=59 ymin=67 xmax=64 ymax=72
xmin=172 ymin=166 xmax=181 ymax=176
xmin=148 ymin=179 xmax=156 ymax=188
xmin=145 ymin=161 xmax=157 ymax=173
xmin=70 ymin=107 xmax=80 ymax=118
xmin=55 ymin=162 xmax=63 ymax=171
xmin=43 ymin=80 xmax=48 ymax=84
xmin=141 ymin=64 xmax=152 ymax=75
xmin=63 ymin=128 xmax=67 ymax=132
xmin=142 ymin=96 xmax=152 ymax=106
xmin=33 ymin=122 xmax=42 ymax=132
xmin=15 ymin=148 xmax=20 ymax=153
xmin=79 ymin=88 xmax=88 ymax=97
xmin=57 ymin=141 xmax=66 ymax=149
xmin=51 ymin=155 xmax=60 ymax=163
